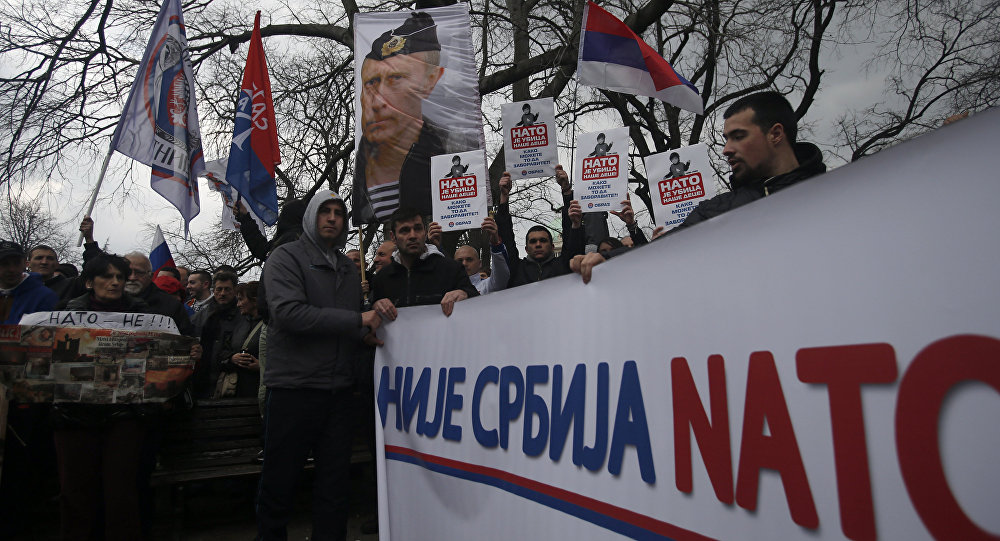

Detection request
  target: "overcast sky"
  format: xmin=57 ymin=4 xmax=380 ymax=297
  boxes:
xmin=18 ymin=16 xmax=905 ymax=267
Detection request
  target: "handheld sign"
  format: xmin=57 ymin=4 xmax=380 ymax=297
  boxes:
xmin=20 ymin=311 xmax=180 ymax=334
xmin=574 ymin=127 xmax=629 ymax=212
xmin=431 ymin=150 xmax=488 ymax=233
xmin=644 ymin=143 xmax=718 ymax=231
xmin=502 ymin=98 xmax=558 ymax=179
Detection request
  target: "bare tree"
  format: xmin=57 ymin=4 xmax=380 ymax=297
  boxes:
xmin=0 ymin=196 xmax=74 ymax=256
xmin=836 ymin=0 xmax=1000 ymax=161
xmin=1 ymin=0 xmax=997 ymax=269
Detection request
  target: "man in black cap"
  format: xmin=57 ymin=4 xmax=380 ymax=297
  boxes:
xmin=353 ymin=12 xmax=454 ymax=224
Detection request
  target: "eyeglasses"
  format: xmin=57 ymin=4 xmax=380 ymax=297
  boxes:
xmin=130 ymin=268 xmax=150 ymax=277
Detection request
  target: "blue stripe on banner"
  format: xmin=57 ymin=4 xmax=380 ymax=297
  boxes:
xmin=385 ymin=450 xmax=676 ymax=541
xmin=581 ymin=31 xmax=647 ymax=72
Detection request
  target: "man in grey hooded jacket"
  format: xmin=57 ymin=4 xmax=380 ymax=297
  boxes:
xmin=256 ymin=190 xmax=381 ymax=541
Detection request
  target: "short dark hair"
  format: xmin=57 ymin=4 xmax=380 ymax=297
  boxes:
xmin=214 ymin=264 xmax=237 ymax=275
xmin=158 ymin=267 xmax=180 ymax=280
xmin=236 ymin=281 xmax=259 ymax=302
xmin=723 ymin=91 xmax=797 ymax=145
xmin=213 ymin=271 xmax=238 ymax=288
xmin=28 ymin=245 xmax=57 ymax=259
xmin=82 ymin=253 xmax=130 ymax=282
xmin=57 ymin=263 xmax=78 ymax=278
xmin=525 ymin=225 xmax=552 ymax=244
xmin=191 ymin=270 xmax=212 ymax=283
xmin=389 ymin=207 xmax=426 ymax=234
xmin=597 ymin=237 xmax=624 ymax=252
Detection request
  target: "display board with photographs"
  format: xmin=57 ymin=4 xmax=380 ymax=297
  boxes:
xmin=0 ymin=324 xmax=197 ymax=404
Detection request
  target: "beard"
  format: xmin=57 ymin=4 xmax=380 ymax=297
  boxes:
xmin=124 ymin=280 xmax=143 ymax=295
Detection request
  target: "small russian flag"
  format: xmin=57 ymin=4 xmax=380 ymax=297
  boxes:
xmin=149 ymin=225 xmax=176 ymax=277
xmin=577 ymin=2 xmax=703 ymax=114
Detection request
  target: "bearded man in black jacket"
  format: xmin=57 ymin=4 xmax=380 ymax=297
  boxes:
xmin=678 ymin=91 xmax=827 ymax=229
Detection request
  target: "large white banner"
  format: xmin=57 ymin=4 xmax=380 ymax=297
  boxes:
xmin=374 ymin=110 xmax=1000 ymax=540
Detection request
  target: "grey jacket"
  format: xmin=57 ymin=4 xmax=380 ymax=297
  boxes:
xmin=262 ymin=190 xmax=364 ymax=391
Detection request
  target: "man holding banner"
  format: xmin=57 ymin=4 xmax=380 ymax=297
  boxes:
xmin=257 ymin=191 xmax=382 ymax=540
xmin=679 ymin=91 xmax=826 ymax=230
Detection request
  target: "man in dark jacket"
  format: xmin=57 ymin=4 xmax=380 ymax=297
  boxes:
xmin=123 ymin=251 xmax=195 ymax=336
xmin=257 ymin=190 xmax=381 ymax=541
xmin=496 ymin=165 xmax=585 ymax=287
xmin=1 ymin=240 xmax=58 ymax=324
xmin=677 ymin=91 xmax=826 ymax=230
xmin=370 ymin=207 xmax=478 ymax=321
xmin=26 ymin=245 xmax=74 ymax=299
xmin=569 ymin=91 xmax=828 ymax=283
xmin=190 ymin=271 xmax=241 ymax=398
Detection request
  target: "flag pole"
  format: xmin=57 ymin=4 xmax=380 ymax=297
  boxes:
xmin=358 ymin=226 xmax=368 ymax=305
xmin=78 ymin=145 xmax=114 ymax=246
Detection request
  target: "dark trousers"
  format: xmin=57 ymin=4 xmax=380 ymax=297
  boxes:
xmin=256 ymin=388 xmax=353 ymax=541
xmin=53 ymin=419 xmax=145 ymax=541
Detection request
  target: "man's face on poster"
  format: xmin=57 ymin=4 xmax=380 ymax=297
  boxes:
xmin=361 ymin=51 xmax=444 ymax=150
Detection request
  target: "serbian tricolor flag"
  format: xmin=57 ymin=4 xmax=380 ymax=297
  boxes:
xmin=149 ymin=225 xmax=176 ymax=276
xmin=578 ymin=2 xmax=703 ymax=114
xmin=226 ymin=11 xmax=281 ymax=226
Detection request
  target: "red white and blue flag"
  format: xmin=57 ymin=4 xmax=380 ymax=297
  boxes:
xmin=577 ymin=2 xmax=703 ymax=114
xmin=110 ymin=0 xmax=205 ymax=234
xmin=149 ymin=225 xmax=176 ymax=276
xmin=225 ymin=11 xmax=281 ymax=226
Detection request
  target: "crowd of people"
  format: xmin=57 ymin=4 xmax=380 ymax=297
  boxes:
xmin=0 ymin=91 xmax=827 ymax=540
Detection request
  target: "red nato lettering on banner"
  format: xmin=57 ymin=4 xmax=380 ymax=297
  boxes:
xmin=439 ymin=176 xmax=478 ymax=201
xmin=510 ymin=124 xmax=548 ymax=150
xmin=735 ymin=351 xmax=819 ymax=529
xmin=582 ymin=155 xmax=619 ymax=181
xmin=659 ymin=173 xmax=705 ymax=205
xmin=797 ymin=344 xmax=898 ymax=541
xmin=895 ymin=335 xmax=1000 ymax=541
xmin=672 ymin=355 xmax=734 ymax=504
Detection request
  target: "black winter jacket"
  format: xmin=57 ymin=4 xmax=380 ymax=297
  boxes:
xmin=678 ymin=142 xmax=826 ymax=230
xmin=370 ymin=249 xmax=479 ymax=309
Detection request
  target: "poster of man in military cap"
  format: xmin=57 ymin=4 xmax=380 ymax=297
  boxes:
xmin=353 ymin=5 xmax=486 ymax=225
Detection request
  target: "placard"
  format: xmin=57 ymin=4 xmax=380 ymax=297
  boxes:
xmin=0 ymin=322 xmax=197 ymax=404
xmin=573 ymin=127 xmax=629 ymax=212
xmin=502 ymin=97 xmax=558 ymax=179
xmin=352 ymin=5 xmax=486 ymax=224
xmin=644 ymin=143 xmax=718 ymax=231
xmin=431 ymin=150 xmax=488 ymax=233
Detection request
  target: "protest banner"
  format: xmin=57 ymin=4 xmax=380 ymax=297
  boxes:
xmin=574 ymin=127 xmax=629 ymax=212
xmin=352 ymin=5 xmax=486 ymax=225
xmin=0 ymin=316 xmax=197 ymax=404
xmin=503 ymin=98 xmax=558 ymax=180
xmin=644 ymin=143 xmax=718 ymax=231
xmin=431 ymin=150 xmax=488 ymax=233
xmin=373 ymin=109 xmax=1000 ymax=540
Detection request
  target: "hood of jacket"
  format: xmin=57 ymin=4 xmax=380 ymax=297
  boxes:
xmin=301 ymin=190 xmax=349 ymax=268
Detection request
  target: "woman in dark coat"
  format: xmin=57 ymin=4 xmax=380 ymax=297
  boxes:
xmin=53 ymin=253 xmax=156 ymax=541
